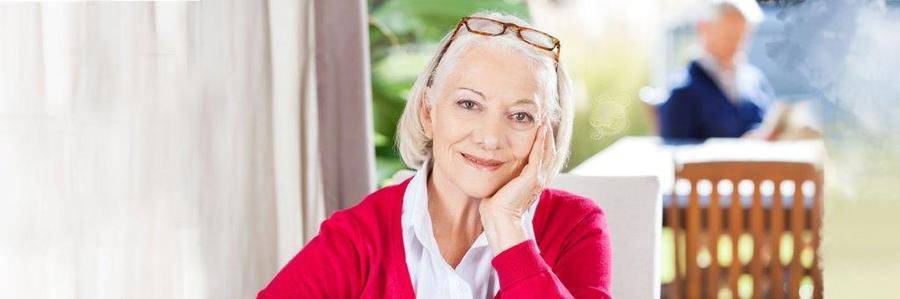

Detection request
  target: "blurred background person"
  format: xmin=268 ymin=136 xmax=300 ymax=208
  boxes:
xmin=657 ymin=0 xmax=774 ymax=141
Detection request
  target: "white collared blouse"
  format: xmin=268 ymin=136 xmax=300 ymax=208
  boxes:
xmin=400 ymin=160 xmax=538 ymax=299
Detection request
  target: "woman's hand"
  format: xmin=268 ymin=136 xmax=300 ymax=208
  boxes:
xmin=480 ymin=120 xmax=556 ymax=255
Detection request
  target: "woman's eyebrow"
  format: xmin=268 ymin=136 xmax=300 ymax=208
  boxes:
xmin=457 ymin=87 xmax=536 ymax=107
xmin=513 ymin=98 xmax=537 ymax=106
xmin=457 ymin=87 xmax=485 ymax=99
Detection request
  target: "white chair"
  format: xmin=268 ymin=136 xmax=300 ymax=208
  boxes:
xmin=551 ymin=174 xmax=662 ymax=299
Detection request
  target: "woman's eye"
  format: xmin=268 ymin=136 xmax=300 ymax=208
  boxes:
xmin=456 ymin=99 xmax=479 ymax=110
xmin=511 ymin=112 xmax=534 ymax=123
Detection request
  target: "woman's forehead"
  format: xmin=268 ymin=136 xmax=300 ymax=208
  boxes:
xmin=439 ymin=43 xmax=549 ymax=104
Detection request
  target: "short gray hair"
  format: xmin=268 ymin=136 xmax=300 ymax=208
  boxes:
xmin=395 ymin=11 xmax=575 ymax=176
xmin=702 ymin=0 xmax=764 ymax=24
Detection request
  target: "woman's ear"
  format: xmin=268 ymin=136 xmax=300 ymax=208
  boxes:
xmin=419 ymin=90 xmax=434 ymax=139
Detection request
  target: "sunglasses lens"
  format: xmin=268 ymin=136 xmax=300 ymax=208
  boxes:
xmin=520 ymin=28 xmax=556 ymax=50
xmin=466 ymin=18 xmax=505 ymax=35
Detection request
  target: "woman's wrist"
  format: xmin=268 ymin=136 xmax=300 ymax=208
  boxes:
xmin=482 ymin=211 xmax=528 ymax=255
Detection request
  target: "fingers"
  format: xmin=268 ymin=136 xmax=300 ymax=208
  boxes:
xmin=542 ymin=119 xmax=557 ymax=178
xmin=523 ymin=123 xmax=547 ymax=178
xmin=537 ymin=117 xmax=557 ymax=186
xmin=523 ymin=117 xmax=558 ymax=188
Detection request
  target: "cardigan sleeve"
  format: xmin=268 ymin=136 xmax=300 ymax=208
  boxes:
xmin=257 ymin=212 xmax=366 ymax=299
xmin=491 ymin=210 xmax=612 ymax=298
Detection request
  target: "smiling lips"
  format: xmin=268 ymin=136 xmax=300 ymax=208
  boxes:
xmin=461 ymin=152 xmax=504 ymax=171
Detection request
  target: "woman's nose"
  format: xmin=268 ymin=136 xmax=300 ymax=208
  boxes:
xmin=472 ymin=116 xmax=504 ymax=150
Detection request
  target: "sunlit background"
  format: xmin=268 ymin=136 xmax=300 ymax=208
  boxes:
xmin=0 ymin=0 xmax=897 ymax=298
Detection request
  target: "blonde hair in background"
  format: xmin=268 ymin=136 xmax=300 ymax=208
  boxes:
xmin=396 ymin=11 xmax=575 ymax=177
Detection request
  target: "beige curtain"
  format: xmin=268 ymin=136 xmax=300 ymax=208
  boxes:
xmin=314 ymin=0 xmax=376 ymax=214
xmin=0 ymin=1 xmax=323 ymax=298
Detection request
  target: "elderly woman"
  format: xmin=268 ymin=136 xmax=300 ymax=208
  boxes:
xmin=259 ymin=12 xmax=610 ymax=298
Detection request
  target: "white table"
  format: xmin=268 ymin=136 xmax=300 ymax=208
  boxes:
xmin=571 ymin=137 xmax=827 ymax=192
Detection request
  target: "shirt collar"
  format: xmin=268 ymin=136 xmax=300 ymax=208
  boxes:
xmin=403 ymin=159 xmax=439 ymax=252
xmin=698 ymin=51 xmax=746 ymax=102
xmin=401 ymin=159 xmax=539 ymax=252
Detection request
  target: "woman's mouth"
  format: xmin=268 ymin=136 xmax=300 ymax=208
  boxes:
xmin=460 ymin=152 xmax=504 ymax=171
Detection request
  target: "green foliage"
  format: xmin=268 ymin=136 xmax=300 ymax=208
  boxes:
xmin=565 ymin=40 xmax=653 ymax=171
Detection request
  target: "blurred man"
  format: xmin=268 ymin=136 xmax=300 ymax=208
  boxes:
xmin=658 ymin=0 xmax=774 ymax=140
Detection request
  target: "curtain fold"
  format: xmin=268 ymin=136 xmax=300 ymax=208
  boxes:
xmin=0 ymin=1 xmax=321 ymax=298
xmin=314 ymin=0 xmax=376 ymax=214
xmin=267 ymin=0 xmax=325 ymax=266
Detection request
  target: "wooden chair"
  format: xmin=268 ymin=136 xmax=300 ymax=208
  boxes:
xmin=664 ymin=161 xmax=823 ymax=299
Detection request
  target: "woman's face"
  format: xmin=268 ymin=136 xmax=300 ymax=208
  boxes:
xmin=423 ymin=43 xmax=548 ymax=199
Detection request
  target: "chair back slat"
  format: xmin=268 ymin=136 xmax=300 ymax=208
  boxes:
xmin=729 ymin=182 xmax=743 ymax=297
xmin=750 ymin=183 xmax=765 ymax=299
xmin=667 ymin=189 xmax=683 ymax=298
xmin=686 ymin=184 xmax=702 ymax=298
xmin=706 ymin=184 xmax=722 ymax=299
xmin=790 ymin=179 xmax=807 ymax=298
xmin=770 ymin=180 xmax=785 ymax=299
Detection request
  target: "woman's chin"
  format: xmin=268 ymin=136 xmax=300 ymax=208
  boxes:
xmin=462 ymin=185 xmax=500 ymax=199
xmin=452 ymin=174 xmax=507 ymax=199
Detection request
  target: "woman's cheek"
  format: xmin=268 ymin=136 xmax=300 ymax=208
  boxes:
xmin=435 ymin=113 xmax=469 ymax=142
xmin=511 ymin=130 xmax=537 ymax=159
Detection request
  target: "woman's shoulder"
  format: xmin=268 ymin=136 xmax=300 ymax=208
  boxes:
xmin=347 ymin=178 xmax=410 ymax=214
xmin=538 ymin=187 xmax=606 ymax=218
xmin=533 ymin=188 xmax=608 ymax=239
xmin=318 ymin=179 xmax=411 ymax=237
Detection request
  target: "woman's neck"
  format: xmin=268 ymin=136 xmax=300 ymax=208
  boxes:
xmin=427 ymin=168 xmax=483 ymax=243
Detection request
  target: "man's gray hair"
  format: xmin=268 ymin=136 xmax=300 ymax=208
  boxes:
xmin=702 ymin=0 xmax=765 ymax=25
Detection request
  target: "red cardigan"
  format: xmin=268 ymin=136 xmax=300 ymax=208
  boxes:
xmin=258 ymin=178 xmax=611 ymax=298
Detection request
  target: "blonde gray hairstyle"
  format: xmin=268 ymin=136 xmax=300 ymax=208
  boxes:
xmin=396 ymin=11 xmax=575 ymax=177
